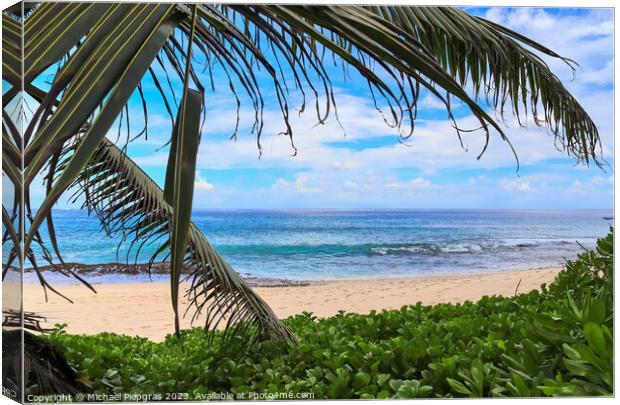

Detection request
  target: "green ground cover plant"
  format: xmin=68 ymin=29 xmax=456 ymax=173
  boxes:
xmin=47 ymin=229 xmax=613 ymax=399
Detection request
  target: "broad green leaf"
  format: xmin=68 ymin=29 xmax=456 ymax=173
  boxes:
xmin=446 ymin=378 xmax=472 ymax=396
xmin=583 ymin=323 xmax=607 ymax=358
xmin=585 ymin=300 xmax=606 ymax=324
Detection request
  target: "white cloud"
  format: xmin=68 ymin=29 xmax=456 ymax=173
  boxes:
xmin=272 ymin=174 xmax=320 ymax=193
xmin=294 ymin=174 xmax=320 ymax=193
xmin=343 ymin=180 xmax=358 ymax=189
xmin=481 ymin=7 xmax=613 ymax=98
xmin=580 ymin=60 xmax=613 ymax=86
xmin=272 ymin=178 xmax=290 ymax=189
xmin=568 ymin=180 xmax=588 ymax=195
xmin=499 ymin=178 xmax=532 ymax=193
xmin=194 ymin=172 xmax=215 ymax=191
xmin=467 ymin=175 xmax=488 ymax=186
xmin=385 ymin=177 xmax=430 ymax=189
xmin=411 ymin=177 xmax=431 ymax=188
xmin=420 ymin=94 xmax=448 ymax=110
xmin=132 ymin=8 xmax=615 ymax=184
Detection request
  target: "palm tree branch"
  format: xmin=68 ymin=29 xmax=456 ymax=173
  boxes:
xmin=368 ymin=6 xmax=600 ymax=163
xmin=65 ymin=138 xmax=295 ymax=342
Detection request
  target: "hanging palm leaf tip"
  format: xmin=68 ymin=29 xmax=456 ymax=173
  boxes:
xmin=2 ymin=3 xmax=601 ymax=342
xmin=164 ymin=5 xmax=203 ymax=337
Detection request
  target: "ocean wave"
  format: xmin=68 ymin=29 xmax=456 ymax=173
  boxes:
xmin=212 ymin=238 xmax=586 ymax=258
xmin=369 ymin=243 xmax=487 ymax=256
xmin=367 ymin=239 xmax=580 ymax=256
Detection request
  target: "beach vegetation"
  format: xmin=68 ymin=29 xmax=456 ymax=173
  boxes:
xmin=45 ymin=229 xmax=613 ymax=398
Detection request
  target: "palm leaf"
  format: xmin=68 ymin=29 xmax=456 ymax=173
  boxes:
xmin=24 ymin=4 xmax=179 ymax=184
xmin=24 ymin=2 xmax=111 ymax=83
xmin=166 ymin=6 xmax=202 ymax=336
xmin=368 ymin=6 xmax=600 ymax=162
xmin=168 ymin=88 xmax=202 ymax=336
xmin=2 ymin=13 xmax=21 ymax=87
xmin=63 ymin=138 xmax=294 ymax=342
xmin=23 ymin=5 xmax=185 ymax=257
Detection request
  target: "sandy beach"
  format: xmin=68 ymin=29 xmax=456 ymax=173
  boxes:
xmin=19 ymin=267 xmax=561 ymax=341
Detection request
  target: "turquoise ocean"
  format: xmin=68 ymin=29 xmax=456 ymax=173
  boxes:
xmin=21 ymin=209 xmax=613 ymax=283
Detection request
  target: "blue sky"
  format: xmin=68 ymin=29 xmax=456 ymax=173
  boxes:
xmin=30 ymin=6 xmax=614 ymax=209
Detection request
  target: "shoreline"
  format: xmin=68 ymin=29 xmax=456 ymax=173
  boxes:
xmin=20 ymin=262 xmax=312 ymax=288
xmin=18 ymin=267 xmax=562 ymax=342
xmin=20 ymin=262 xmax=565 ymax=286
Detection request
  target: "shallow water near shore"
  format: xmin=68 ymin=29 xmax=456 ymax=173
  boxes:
xmin=24 ymin=208 xmax=612 ymax=283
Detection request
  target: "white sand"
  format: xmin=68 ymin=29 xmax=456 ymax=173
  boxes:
xmin=20 ymin=267 xmax=561 ymax=341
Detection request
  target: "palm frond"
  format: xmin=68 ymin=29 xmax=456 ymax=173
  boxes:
xmin=166 ymin=6 xmax=202 ymax=337
xmin=61 ymin=138 xmax=294 ymax=342
xmin=2 ymin=13 xmax=21 ymax=87
xmin=23 ymin=4 xmax=186 ymax=261
xmin=368 ymin=6 xmax=600 ymax=163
